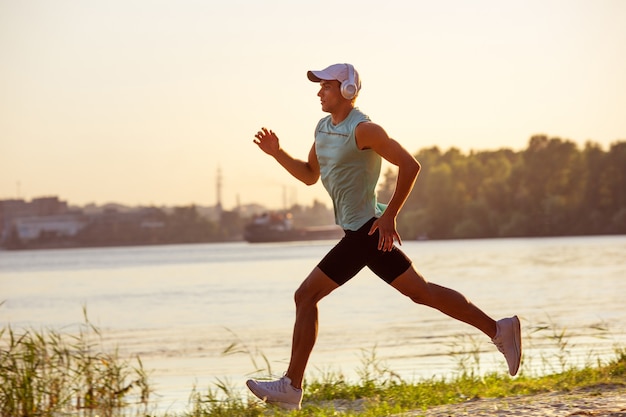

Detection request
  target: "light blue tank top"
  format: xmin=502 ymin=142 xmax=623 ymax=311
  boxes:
xmin=315 ymin=108 xmax=384 ymax=231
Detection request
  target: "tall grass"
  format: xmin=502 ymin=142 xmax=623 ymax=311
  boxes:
xmin=0 ymin=307 xmax=150 ymax=417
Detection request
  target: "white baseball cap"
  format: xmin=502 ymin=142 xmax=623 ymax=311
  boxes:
xmin=307 ymin=63 xmax=361 ymax=94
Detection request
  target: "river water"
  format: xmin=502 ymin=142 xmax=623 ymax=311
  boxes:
xmin=1 ymin=236 xmax=625 ymax=412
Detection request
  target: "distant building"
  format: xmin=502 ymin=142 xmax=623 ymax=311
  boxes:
xmin=11 ymin=214 xmax=86 ymax=241
xmin=0 ymin=196 xmax=83 ymax=246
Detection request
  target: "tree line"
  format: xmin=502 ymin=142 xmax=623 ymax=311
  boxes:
xmin=378 ymin=135 xmax=626 ymax=240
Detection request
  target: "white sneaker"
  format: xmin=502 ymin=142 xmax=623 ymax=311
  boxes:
xmin=246 ymin=375 xmax=303 ymax=410
xmin=492 ymin=315 xmax=522 ymax=376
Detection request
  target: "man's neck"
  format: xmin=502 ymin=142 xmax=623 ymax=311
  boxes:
xmin=330 ymin=105 xmax=354 ymax=125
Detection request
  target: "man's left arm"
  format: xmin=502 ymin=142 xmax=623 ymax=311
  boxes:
xmin=355 ymin=122 xmax=421 ymax=251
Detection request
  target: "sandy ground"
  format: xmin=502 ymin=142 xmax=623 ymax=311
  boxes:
xmin=395 ymin=384 xmax=626 ymax=417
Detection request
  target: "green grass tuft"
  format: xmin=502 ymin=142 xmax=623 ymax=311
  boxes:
xmin=0 ymin=307 xmax=150 ymax=417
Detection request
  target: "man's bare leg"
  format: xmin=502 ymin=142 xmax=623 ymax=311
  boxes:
xmin=391 ymin=266 xmax=497 ymax=338
xmin=285 ymin=267 xmax=339 ymax=389
xmin=392 ymin=265 xmax=522 ymax=375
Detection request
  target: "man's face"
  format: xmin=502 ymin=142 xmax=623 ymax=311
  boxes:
xmin=317 ymin=80 xmax=344 ymax=113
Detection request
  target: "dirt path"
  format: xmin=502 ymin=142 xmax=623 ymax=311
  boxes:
xmin=396 ymin=384 xmax=626 ymax=417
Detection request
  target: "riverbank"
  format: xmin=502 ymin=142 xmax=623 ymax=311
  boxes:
xmin=291 ymin=383 xmax=626 ymax=417
xmin=3 ymin=312 xmax=625 ymax=416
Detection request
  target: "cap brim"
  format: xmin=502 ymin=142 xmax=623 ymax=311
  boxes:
xmin=307 ymin=70 xmax=332 ymax=82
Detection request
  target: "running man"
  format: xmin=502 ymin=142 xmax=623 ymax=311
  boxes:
xmin=246 ymin=63 xmax=521 ymax=410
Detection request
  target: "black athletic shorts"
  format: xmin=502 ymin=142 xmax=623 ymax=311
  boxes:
xmin=317 ymin=217 xmax=413 ymax=286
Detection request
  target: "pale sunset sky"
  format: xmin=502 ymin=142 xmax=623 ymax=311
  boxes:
xmin=1 ymin=0 xmax=625 ymax=210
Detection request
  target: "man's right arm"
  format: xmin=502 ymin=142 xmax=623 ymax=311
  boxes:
xmin=253 ymin=127 xmax=320 ymax=186
xmin=273 ymin=143 xmax=320 ymax=186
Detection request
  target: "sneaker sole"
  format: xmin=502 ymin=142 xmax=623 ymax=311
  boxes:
xmin=510 ymin=315 xmax=522 ymax=376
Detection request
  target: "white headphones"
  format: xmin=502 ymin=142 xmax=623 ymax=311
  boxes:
xmin=340 ymin=63 xmax=358 ymax=100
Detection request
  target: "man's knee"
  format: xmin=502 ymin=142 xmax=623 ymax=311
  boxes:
xmin=293 ymin=285 xmax=310 ymax=307
xmin=294 ymin=269 xmax=337 ymax=308
xmin=294 ymin=282 xmax=325 ymax=308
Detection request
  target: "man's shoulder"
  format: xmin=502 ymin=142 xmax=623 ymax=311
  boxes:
xmin=351 ymin=107 xmax=371 ymax=122
xmin=355 ymin=121 xmax=388 ymax=150
xmin=355 ymin=120 xmax=384 ymax=133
